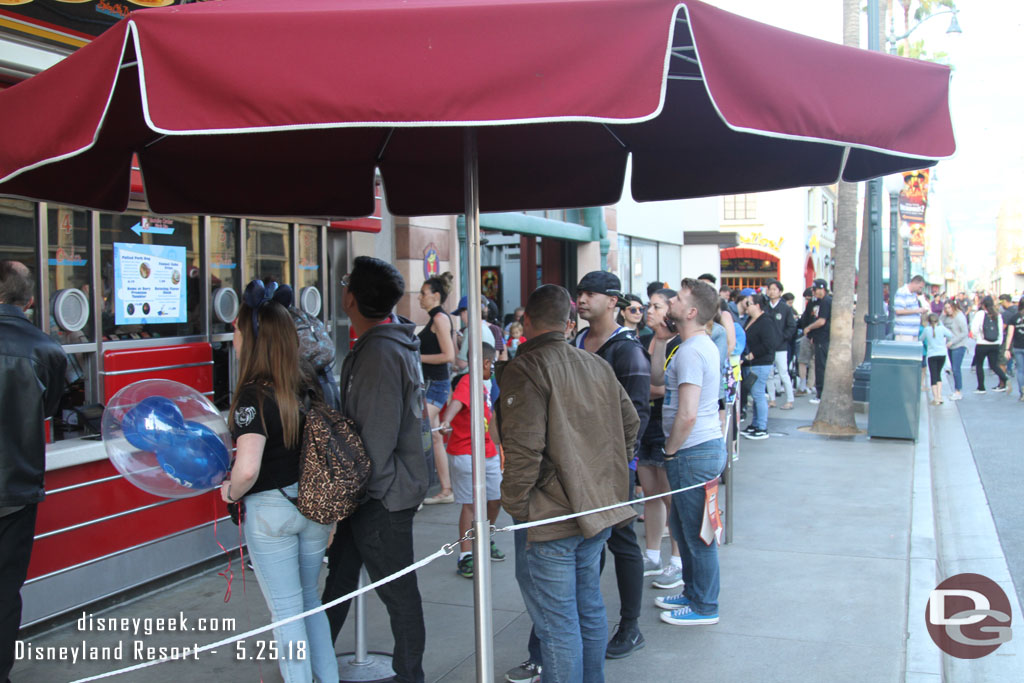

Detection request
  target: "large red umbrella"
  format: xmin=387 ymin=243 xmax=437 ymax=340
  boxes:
xmin=0 ymin=0 xmax=953 ymax=217
xmin=0 ymin=1 xmax=954 ymax=679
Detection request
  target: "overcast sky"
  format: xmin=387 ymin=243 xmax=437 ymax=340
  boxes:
xmin=710 ymin=0 xmax=1023 ymax=277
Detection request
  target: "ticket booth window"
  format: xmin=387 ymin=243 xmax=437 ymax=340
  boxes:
xmin=99 ymin=213 xmax=202 ymax=340
xmin=0 ymin=199 xmax=37 ymax=323
xmin=247 ymin=220 xmax=291 ymax=285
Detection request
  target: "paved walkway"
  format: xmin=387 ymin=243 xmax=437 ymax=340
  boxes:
xmin=11 ymin=384 xmax=1021 ymax=682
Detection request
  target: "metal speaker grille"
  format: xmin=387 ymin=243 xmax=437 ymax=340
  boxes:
xmin=53 ymin=288 xmax=89 ymax=332
xmin=212 ymin=287 xmax=239 ymax=324
xmin=300 ymin=286 xmax=322 ymax=317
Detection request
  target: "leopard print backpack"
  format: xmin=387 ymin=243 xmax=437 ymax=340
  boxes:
xmin=281 ymin=396 xmax=371 ymax=524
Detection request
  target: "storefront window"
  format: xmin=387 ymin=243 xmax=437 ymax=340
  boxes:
xmin=296 ymin=224 xmax=322 ymax=294
xmin=210 ymin=217 xmax=240 ymax=335
xmin=0 ymin=199 xmax=38 ymax=324
xmin=47 ymin=207 xmax=94 ymax=343
xmin=658 ymin=243 xmax=681 ymax=292
xmin=628 ymin=238 xmax=658 ymax=298
xmin=247 ymin=220 xmax=291 ymax=285
xmin=99 ymin=213 xmax=202 ymax=340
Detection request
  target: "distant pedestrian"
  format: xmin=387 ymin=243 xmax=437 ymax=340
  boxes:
xmin=971 ymin=296 xmax=1008 ymax=393
xmin=740 ymin=294 xmax=781 ymax=440
xmin=618 ymin=294 xmax=653 ymax=348
xmin=418 ymin=272 xmax=457 ymax=505
xmin=940 ymin=300 xmax=968 ymax=401
xmin=893 ymin=275 xmax=929 ymax=341
xmin=1004 ymin=298 xmax=1024 ymax=401
xmin=794 ymin=287 xmax=814 ymax=396
xmin=999 ymin=294 xmax=1017 ymax=381
xmin=800 ymin=279 xmax=832 ymax=403
xmin=1 ymin=261 xmax=67 ymax=683
xmin=919 ymin=313 xmax=952 ymax=405
xmin=764 ymin=279 xmax=796 ymax=410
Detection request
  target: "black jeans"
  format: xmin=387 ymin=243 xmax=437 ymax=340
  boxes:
xmin=322 ymin=499 xmax=425 ymax=683
xmin=974 ymin=344 xmax=1007 ymax=390
xmin=1 ymin=504 xmax=36 ymax=683
xmin=598 ymin=468 xmax=643 ymax=623
xmin=813 ymin=338 xmax=829 ymax=398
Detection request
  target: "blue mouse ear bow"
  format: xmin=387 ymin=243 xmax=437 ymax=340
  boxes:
xmin=242 ymin=280 xmax=295 ymax=338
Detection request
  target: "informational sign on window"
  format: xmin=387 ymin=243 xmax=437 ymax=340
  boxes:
xmin=113 ymin=242 xmax=187 ymax=325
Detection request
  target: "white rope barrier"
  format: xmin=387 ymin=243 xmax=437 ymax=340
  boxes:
xmin=68 ymin=473 xmax=719 ymax=681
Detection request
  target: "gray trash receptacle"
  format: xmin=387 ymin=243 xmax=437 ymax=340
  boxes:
xmin=868 ymin=340 xmax=922 ymax=440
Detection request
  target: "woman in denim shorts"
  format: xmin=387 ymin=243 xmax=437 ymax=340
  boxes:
xmin=417 ymin=272 xmax=457 ymax=504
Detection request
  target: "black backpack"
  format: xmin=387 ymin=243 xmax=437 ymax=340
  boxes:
xmin=280 ymin=395 xmax=371 ymax=524
xmin=982 ymin=314 xmax=1000 ymax=343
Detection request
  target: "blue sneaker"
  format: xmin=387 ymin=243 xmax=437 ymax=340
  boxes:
xmin=654 ymin=593 xmax=691 ymax=610
xmin=659 ymin=605 xmax=719 ymax=625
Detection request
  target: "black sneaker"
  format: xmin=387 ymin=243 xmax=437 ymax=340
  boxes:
xmin=490 ymin=540 xmax=506 ymax=561
xmin=743 ymin=424 xmax=758 ymax=434
xmin=605 ymin=623 xmax=645 ymax=659
xmin=741 ymin=429 xmax=769 ymax=440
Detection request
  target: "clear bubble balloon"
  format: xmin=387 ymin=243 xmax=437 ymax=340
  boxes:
xmin=102 ymin=379 xmax=231 ymax=498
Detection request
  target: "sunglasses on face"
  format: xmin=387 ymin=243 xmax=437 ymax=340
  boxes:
xmin=626 ymin=306 xmax=644 ymax=314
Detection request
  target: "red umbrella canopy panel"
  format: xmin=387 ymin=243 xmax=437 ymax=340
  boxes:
xmin=0 ymin=0 xmax=955 ymax=217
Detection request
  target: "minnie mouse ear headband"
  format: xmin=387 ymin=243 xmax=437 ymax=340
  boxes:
xmin=242 ymin=280 xmax=294 ymax=338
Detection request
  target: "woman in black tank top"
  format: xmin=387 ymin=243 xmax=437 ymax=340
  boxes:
xmin=418 ymin=272 xmax=457 ymax=503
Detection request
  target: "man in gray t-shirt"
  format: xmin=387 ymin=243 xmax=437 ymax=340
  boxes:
xmin=656 ymin=278 xmax=728 ymax=627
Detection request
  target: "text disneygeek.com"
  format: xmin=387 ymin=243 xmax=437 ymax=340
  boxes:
xmin=14 ymin=611 xmax=239 ymax=664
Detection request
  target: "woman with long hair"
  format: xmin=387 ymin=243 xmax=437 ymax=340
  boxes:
xmin=617 ymin=293 xmax=652 ymax=347
xmin=941 ymin=300 xmax=968 ymax=400
xmin=221 ymin=280 xmax=338 ymax=683
xmin=638 ymin=288 xmax=683 ymax=588
xmin=919 ymin=312 xmax=952 ymax=405
xmin=971 ymin=295 xmax=1008 ymax=393
xmin=417 ymin=272 xmax=457 ymax=504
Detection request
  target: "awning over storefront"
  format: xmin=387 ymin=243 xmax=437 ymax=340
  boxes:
xmin=0 ymin=0 xmax=955 ymax=218
xmin=720 ymin=246 xmax=778 ymax=262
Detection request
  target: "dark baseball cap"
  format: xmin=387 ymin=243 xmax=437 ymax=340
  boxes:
xmin=577 ymin=271 xmax=624 ymax=303
xmin=812 ymin=279 xmax=828 ymax=291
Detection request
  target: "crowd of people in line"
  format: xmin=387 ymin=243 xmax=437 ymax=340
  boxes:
xmin=6 ymin=252 xmax=1021 ymax=683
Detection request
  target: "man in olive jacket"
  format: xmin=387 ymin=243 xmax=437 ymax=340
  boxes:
xmin=500 ymin=284 xmax=639 ymax=683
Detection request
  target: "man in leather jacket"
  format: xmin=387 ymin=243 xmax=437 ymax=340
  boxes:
xmin=0 ymin=261 xmax=66 ymax=683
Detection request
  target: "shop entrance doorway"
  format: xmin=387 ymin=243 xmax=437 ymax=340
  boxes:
xmin=719 ymin=246 xmax=779 ymax=292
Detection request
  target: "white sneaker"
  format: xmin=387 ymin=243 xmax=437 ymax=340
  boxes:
xmin=642 ymin=557 xmax=662 ymax=576
xmin=652 ymin=564 xmax=684 ymax=589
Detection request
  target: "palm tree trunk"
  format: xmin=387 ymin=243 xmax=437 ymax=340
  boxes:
xmin=810 ymin=0 xmax=861 ymax=433
xmin=852 ymin=205 xmax=870 ymax=368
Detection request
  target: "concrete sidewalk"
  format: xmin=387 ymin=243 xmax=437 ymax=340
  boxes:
xmin=9 ymin=393 xmax=1013 ymax=682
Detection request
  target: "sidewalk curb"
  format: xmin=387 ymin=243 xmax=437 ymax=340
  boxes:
xmin=905 ymin=394 xmax=941 ymax=682
xmin=929 ymin=397 xmax=1024 ymax=681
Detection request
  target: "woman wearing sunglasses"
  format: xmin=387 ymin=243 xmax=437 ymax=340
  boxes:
xmin=618 ymin=293 xmax=653 ymax=347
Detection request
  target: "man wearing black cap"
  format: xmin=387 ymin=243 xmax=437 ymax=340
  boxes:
xmin=575 ymin=270 xmax=651 ymax=658
xmin=800 ymin=279 xmax=832 ymax=403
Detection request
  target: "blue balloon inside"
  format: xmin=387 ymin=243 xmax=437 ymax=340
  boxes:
xmin=156 ymin=421 xmax=230 ymax=489
xmin=103 ymin=379 xmax=232 ymax=499
xmin=121 ymin=396 xmax=186 ymax=452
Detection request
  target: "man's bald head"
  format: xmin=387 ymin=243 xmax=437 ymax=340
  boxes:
xmin=0 ymin=260 xmax=33 ymax=307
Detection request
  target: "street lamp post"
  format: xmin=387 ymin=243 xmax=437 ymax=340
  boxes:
xmin=852 ymin=0 xmax=887 ymax=403
xmin=852 ymin=0 xmax=959 ymax=403
xmin=886 ymin=174 xmax=904 ymax=336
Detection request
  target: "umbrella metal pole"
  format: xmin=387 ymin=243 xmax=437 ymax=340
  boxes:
xmin=464 ymin=127 xmax=495 ymax=683
xmin=724 ymin=398 xmax=736 ymax=545
xmin=336 ymin=568 xmax=394 ymax=682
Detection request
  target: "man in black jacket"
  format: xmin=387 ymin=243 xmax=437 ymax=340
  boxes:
xmin=575 ymin=270 xmax=650 ymax=659
xmin=739 ymin=294 xmax=782 ymax=440
xmin=800 ymin=279 xmax=833 ymax=403
xmin=0 ymin=261 xmax=66 ymax=683
xmin=765 ymin=280 xmax=796 ymax=410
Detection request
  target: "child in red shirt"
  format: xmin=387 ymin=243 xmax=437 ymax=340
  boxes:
xmin=439 ymin=342 xmax=504 ymax=578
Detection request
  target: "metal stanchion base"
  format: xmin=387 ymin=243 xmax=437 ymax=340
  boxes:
xmin=336 ymin=651 xmax=395 ymax=682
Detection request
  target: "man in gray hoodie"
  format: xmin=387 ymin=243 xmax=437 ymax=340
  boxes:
xmin=322 ymin=256 xmax=429 ymax=683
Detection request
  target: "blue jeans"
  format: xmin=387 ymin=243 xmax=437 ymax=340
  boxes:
xmin=1014 ymin=349 xmax=1024 ymax=397
xmin=749 ymin=364 xmax=771 ymax=430
xmin=947 ymin=346 xmax=966 ymax=392
xmin=244 ymin=484 xmax=338 ymax=683
xmin=515 ymin=526 xmax=612 ymax=683
xmin=665 ymin=438 xmax=727 ymax=616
